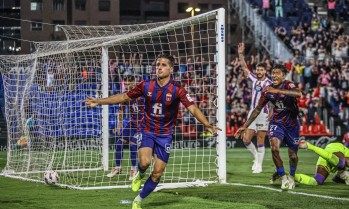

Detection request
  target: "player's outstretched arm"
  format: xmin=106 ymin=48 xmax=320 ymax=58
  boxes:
xmin=234 ymin=106 xmax=262 ymax=139
xmin=187 ymin=104 xmax=221 ymax=135
xmin=263 ymin=86 xmax=301 ymax=98
xmin=83 ymin=93 xmax=131 ymax=108
xmin=237 ymin=43 xmax=250 ymax=77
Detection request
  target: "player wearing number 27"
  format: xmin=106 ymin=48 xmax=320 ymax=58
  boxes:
xmin=84 ymin=54 xmax=221 ymax=209
xmin=235 ymin=64 xmax=302 ymax=190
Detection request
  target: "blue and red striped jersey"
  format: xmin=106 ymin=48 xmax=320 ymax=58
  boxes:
xmin=257 ymin=80 xmax=300 ymax=127
xmin=119 ymin=97 xmax=144 ymax=128
xmin=126 ymin=78 xmax=194 ymax=135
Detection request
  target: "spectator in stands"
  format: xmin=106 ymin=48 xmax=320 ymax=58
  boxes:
xmin=330 ymin=90 xmax=341 ymax=116
xmin=340 ymin=90 xmax=349 ymax=122
xmin=343 ymin=131 xmax=349 ymax=148
xmin=305 ymin=43 xmax=316 ymax=61
xmin=303 ymin=61 xmax=313 ymax=90
xmin=294 ymin=61 xmax=305 ymax=85
xmin=133 ymin=53 xmax=143 ymax=75
xmin=307 ymin=102 xmax=317 ymax=125
xmin=338 ymin=0 xmax=347 ymax=7
xmin=298 ymin=93 xmax=308 ymax=114
xmin=109 ymin=59 xmax=118 ymax=83
xmin=274 ymin=0 xmax=283 ymax=18
xmin=317 ymin=45 xmax=327 ymax=61
xmin=275 ymin=27 xmax=287 ymax=42
xmin=329 ymin=66 xmax=341 ymax=89
xmin=327 ymin=0 xmax=337 ymax=21
xmin=120 ymin=54 xmax=133 ymax=76
xmin=332 ymin=42 xmax=346 ymax=62
xmin=46 ymin=69 xmax=54 ymax=92
xmin=311 ymin=16 xmax=320 ymax=31
xmin=262 ymin=0 xmax=270 ymax=17
xmin=82 ymin=67 xmax=88 ymax=80
xmin=179 ymin=58 xmax=187 ymax=77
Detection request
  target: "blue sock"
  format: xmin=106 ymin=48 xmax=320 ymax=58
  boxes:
xmin=138 ymin=162 xmax=146 ymax=174
xmin=290 ymin=166 xmax=297 ymax=177
xmin=139 ymin=176 xmax=159 ymax=199
xmin=276 ymin=166 xmax=286 ymax=177
xmin=130 ymin=144 xmax=137 ymax=167
xmin=115 ymin=140 xmax=123 ymax=167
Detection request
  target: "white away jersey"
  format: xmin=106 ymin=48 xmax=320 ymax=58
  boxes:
xmin=248 ymin=72 xmax=272 ymax=113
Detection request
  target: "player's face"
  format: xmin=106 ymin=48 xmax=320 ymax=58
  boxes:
xmin=271 ymin=68 xmax=285 ymax=87
xmin=124 ymin=81 xmax=135 ymax=91
xmin=256 ymin=67 xmax=266 ymax=80
xmin=156 ymin=58 xmax=173 ymax=79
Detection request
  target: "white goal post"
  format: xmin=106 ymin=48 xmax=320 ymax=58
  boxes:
xmin=0 ymin=8 xmax=226 ymax=190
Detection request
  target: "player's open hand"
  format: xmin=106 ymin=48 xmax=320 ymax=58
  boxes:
xmin=234 ymin=127 xmax=246 ymax=139
xmin=206 ymin=124 xmax=222 ymax=136
xmin=263 ymin=86 xmax=279 ymax=94
xmin=84 ymin=96 xmax=99 ymax=108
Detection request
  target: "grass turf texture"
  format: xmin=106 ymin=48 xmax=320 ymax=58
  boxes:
xmin=1 ymin=148 xmax=349 ymax=209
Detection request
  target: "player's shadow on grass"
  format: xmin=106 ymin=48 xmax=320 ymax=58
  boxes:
xmin=146 ymin=198 xmax=181 ymax=207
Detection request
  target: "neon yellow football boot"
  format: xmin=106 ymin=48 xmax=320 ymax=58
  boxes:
xmin=132 ymin=200 xmax=142 ymax=209
xmin=131 ymin=171 xmax=143 ymax=192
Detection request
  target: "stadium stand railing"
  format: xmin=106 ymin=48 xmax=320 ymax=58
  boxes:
xmin=231 ymin=0 xmax=293 ymax=61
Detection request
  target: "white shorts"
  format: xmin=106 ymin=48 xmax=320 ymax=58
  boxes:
xmin=247 ymin=110 xmax=269 ymax=132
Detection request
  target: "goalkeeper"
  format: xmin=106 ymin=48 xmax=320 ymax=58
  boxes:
xmin=295 ymin=140 xmax=349 ymax=186
xmin=84 ymin=54 xmax=221 ymax=209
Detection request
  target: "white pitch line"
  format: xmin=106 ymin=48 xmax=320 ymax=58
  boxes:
xmin=228 ymin=183 xmax=349 ymax=201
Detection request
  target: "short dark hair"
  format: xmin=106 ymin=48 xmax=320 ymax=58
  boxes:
xmin=123 ymin=75 xmax=135 ymax=82
xmin=256 ymin=63 xmax=267 ymax=69
xmin=273 ymin=64 xmax=288 ymax=75
xmin=157 ymin=53 xmax=175 ymax=67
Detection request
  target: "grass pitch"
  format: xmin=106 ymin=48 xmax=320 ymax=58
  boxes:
xmin=1 ymin=148 xmax=349 ymax=209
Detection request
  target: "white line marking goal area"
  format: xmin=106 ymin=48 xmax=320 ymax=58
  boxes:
xmin=228 ymin=183 xmax=349 ymax=201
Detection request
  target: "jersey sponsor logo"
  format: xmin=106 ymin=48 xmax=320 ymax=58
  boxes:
xmin=275 ymin=101 xmax=285 ymax=109
xmin=147 ymin=92 xmax=152 ymax=97
xmin=131 ymin=102 xmax=139 ymax=112
xmin=166 ymin=93 xmax=172 ymax=102
xmin=186 ymin=94 xmax=194 ymax=102
xmin=289 ymin=83 xmax=295 ymax=88
xmin=152 ymin=103 xmax=163 ymax=117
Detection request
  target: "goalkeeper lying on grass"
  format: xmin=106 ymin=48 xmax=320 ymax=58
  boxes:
xmin=295 ymin=140 xmax=349 ymax=186
xmin=270 ymin=140 xmax=349 ymax=186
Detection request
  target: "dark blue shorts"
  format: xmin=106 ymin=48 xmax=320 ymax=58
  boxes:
xmin=118 ymin=124 xmax=138 ymax=144
xmin=268 ymin=122 xmax=300 ymax=152
xmin=137 ymin=132 xmax=172 ymax=163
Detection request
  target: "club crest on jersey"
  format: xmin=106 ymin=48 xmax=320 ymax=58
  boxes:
xmin=255 ymin=82 xmax=262 ymax=92
xmin=147 ymin=92 xmax=152 ymax=97
xmin=166 ymin=93 xmax=172 ymax=101
xmin=165 ymin=143 xmax=171 ymax=153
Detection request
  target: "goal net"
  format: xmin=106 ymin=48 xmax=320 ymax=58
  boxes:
xmin=0 ymin=9 xmax=226 ymax=190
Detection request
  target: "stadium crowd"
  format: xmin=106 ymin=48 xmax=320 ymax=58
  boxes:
xmin=12 ymin=0 xmax=349 ymax=139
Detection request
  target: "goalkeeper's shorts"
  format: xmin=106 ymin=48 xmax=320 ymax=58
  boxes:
xmin=316 ymin=143 xmax=349 ymax=173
